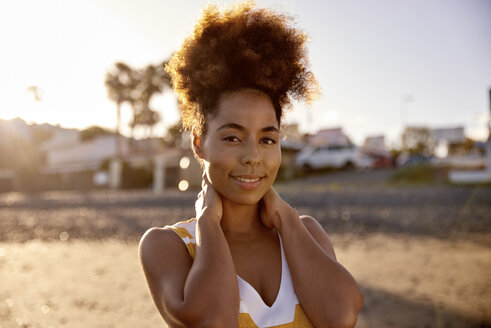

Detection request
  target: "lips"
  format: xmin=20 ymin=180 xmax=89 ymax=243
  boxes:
xmin=231 ymin=175 xmax=264 ymax=190
xmin=235 ymin=176 xmax=261 ymax=183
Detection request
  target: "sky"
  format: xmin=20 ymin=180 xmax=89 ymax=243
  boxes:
xmin=0 ymin=0 xmax=490 ymax=148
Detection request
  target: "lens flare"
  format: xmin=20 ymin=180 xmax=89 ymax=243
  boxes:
xmin=178 ymin=180 xmax=189 ymax=191
xmin=179 ymin=156 xmax=190 ymax=169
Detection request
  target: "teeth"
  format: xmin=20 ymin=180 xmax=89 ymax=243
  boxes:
xmin=235 ymin=177 xmax=260 ymax=183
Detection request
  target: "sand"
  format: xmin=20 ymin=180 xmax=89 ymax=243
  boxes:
xmin=0 ymin=233 xmax=489 ymax=328
xmin=1 ymin=173 xmax=490 ymax=327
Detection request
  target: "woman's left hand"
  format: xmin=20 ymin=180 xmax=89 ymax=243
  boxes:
xmin=260 ymin=187 xmax=298 ymax=229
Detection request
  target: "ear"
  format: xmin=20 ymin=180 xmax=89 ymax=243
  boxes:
xmin=192 ymin=129 xmax=205 ymax=159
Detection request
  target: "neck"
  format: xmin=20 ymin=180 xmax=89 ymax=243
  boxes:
xmin=220 ymin=198 xmax=263 ymax=235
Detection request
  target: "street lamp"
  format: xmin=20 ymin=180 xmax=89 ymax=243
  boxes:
xmin=400 ymin=94 xmax=414 ymax=129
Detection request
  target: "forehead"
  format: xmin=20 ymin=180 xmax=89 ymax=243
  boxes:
xmin=209 ymin=90 xmax=279 ymax=129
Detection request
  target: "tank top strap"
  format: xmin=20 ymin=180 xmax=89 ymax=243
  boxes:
xmin=165 ymin=218 xmax=197 ymax=258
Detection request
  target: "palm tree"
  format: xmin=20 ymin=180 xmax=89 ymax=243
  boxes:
xmin=26 ymin=85 xmax=43 ymax=101
xmin=105 ymin=62 xmax=138 ymax=154
xmin=129 ymin=61 xmax=171 ymax=139
xmin=131 ymin=108 xmax=161 ymax=139
xmin=106 ymin=60 xmax=172 ymax=142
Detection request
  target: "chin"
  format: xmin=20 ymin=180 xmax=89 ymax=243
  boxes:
xmin=222 ymin=189 xmax=267 ymax=206
xmin=232 ymin=195 xmax=263 ymax=206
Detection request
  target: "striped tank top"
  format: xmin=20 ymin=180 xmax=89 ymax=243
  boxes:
xmin=165 ymin=218 xmax=314 ymax=328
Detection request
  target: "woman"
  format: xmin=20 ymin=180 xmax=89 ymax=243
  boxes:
xmin=139 ymin=2 xmax=364 ymax=327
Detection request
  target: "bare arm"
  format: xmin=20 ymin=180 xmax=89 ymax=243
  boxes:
xmin=139 ymin=178 xmax=239 ymax=327
xmin=261 ymin=189 xmax=364 ymax=328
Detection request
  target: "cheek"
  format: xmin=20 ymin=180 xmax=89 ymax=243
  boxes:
xmin=205 ymin=159 xmax=236 ymax=198
xmin=265 ymin=148 xmax=281 ymax=175
xmin=203 ymin=148 xmax=236 ymax=184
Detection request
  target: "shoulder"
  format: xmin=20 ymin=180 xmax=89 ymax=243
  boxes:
xmin=139 ymin=226 xmax=192 ymax=275
xmin=299 ymin=215 xmax=337 ymax=260
xmin=140 ymin=218 xmax=197 ymax=252
xmin=139 ymin=226 xmax=182 ymax=251
xmin=139 ymin=227 xmax=186 ymax=259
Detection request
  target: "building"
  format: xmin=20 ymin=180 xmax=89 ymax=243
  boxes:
xmin=431 ymin=127 xmax=466 ymax=157
xmin=361 ymin=135 xmax=392 ymax=168
xmin=306 ymin=127 xmax=351 ymax=147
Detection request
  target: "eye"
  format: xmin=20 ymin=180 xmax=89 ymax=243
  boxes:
xmin=223 ymin=136 xmax=241 ymax=143
xmin=261 ymin=137 xmax=277 ymax=145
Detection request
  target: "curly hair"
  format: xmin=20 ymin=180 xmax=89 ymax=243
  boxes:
xmin=165 ymin=1 xmax=318 ymax=135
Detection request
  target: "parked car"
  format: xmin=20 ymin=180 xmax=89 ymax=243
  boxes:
xmin=295 ymin=143 xmax=369 ymax=172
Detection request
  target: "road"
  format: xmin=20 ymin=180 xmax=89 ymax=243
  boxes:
xmin=0 ymin=169 xmax=489 ymax=243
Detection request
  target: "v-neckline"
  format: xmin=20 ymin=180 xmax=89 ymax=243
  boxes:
xmin=236 ymin=234 xmax=285 ymax=309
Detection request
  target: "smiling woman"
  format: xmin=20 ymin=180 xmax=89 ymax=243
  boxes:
xmin=138 ymin=2 xmax=364 ymax=327
xmin=196 ymin=90 xmax=281 ymax=205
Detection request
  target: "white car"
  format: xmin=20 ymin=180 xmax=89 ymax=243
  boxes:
xmin=295 ymin=144 xmax=368 ymax=172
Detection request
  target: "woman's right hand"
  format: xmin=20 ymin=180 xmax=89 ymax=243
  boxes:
xmin=195 ymin=171 xmax=223 ymax=223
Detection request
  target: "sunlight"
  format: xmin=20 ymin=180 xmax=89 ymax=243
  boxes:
xmin=0 ymin=0 xmax=166 ymax=133
xmin=0 ymin=0 xmax=489 ymax=145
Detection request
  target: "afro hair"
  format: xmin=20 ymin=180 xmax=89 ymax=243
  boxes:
xmin=165 ymin=1 xmax=319 ymax=135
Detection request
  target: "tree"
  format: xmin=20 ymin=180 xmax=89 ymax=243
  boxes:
xmin=0 ymin=123 xmax=48 ymax=190
xmin=26 ymin=85 xmax=43 ymax=101
xmin=105 ymin=62 xmax=138 ymax=154
xmin=129 ymin=61 xmax=171 ymax=138
xmin=105 ymin=60 xmax=172 ymax=141
xmin=163 ymin=121 xmax=183 ymax=147
xmin=81 ymin=126 xmax=114 ymax=141
xmin=401 ymin=126 xmax=436 ymax=156
xmin=130 ymin=108 xmax=161 ymax=139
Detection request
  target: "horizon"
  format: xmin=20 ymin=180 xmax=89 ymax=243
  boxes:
xmin=2 ymin=116 xmax=483 ymax=153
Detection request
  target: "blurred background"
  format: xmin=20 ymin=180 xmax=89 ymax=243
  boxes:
xmin=0 ymin=0 xmax=490 ymax=327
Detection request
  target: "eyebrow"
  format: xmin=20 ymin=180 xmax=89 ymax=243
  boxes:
xmin=216 ymin=123 xmax=279 ymax=133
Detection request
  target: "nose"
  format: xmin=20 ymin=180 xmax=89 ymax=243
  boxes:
xmin=241 ymin=140 xmax=262 ymax=166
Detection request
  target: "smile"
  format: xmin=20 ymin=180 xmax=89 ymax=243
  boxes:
xmin=231 ymin=175 xmax=264 ymax=190
xmin=235 ymin=176 xmax=261 ymax=183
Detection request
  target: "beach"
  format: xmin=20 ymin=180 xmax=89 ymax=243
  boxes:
xmin=1 ymin=170 xmax=490 ymax=327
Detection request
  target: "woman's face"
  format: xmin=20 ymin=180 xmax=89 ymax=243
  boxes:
xmin=196 ymin=89 xmax=281 ymax=205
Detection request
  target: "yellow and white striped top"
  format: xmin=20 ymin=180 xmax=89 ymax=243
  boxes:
xmin=165 ymin=218 xmax=314 ymax=328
